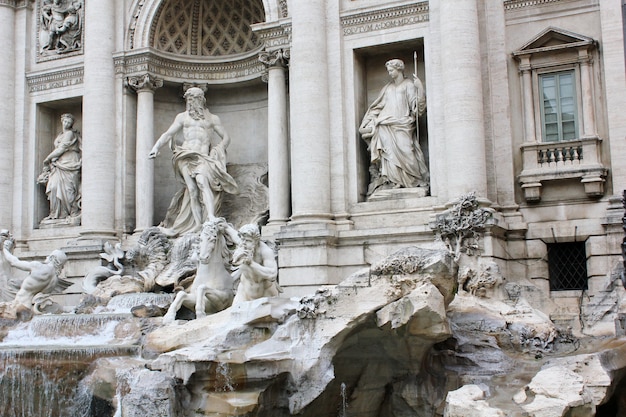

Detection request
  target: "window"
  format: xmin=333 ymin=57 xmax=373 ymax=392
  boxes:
xmin=514 ymin=28 xmax=607 ymax=202
xmin=540 ymin=71 xmax=578 ymax=142
xmin=547 ymin=242 xmax=588 ymax=291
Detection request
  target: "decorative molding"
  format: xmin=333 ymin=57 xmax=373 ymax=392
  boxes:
xmin=340 ymin=2 xmax=428 ymax=36
xmin=114 ymin=48 xmax=265 ymax=84
xmin=278 ymin=0 xmax=288 ymax=18
xmin=254 ymin=21 xmax=291 ymax=51
xmin=128 ymin=0 xmax=146 ymax=49
xmin=0 ymin=0 xmax=34 ymax=8
xmin=504 ymin=0 xmax=564 ymax=11
xmin=27 ymin=66 xmax=83 ymax=93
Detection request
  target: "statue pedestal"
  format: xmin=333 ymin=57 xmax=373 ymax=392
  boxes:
xmin=39 ymin=215 xmax=81 ymax=228
xmin=367 ymin=187 xmax=429 ymax=202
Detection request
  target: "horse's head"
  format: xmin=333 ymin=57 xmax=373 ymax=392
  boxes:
xmin=198 ymin=218 xmax=229 ymax=263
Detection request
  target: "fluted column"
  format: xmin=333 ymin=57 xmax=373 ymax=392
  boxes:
xmin=81 ymin=0 xmax=117 ymax=238
xmin=0 ymin=2 xmax=15 ymax=227
xmin=260 ymin=49 xmax=290 ymax=228
xmin=288 ymin=0 xmax=332 ymax=222
xmin=127 ymin=74 xmax=163 ymax=231
xmin=439 ymin=0 xmax=488 ymax=197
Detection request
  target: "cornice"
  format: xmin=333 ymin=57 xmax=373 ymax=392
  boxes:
xmin=114 ymin=48 xmax=265 ymax=84
xmin=26 ymin=66 xmax=83 ymax=93
xmin=340 ymin=2 xmax=429 ymax=37
xmin=253 ymin=20 xmax=292 ymax=52
xmin=504 ymin=0 xmax=564 ymax=11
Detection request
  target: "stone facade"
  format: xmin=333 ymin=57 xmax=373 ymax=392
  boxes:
xmin=0 ymin=0 xmax=625 ymax=323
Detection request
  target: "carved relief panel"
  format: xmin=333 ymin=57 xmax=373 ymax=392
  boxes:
xmin=37 ymin=0 xmax=84 ymax=61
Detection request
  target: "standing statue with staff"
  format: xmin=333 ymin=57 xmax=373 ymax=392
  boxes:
xmin=359 ymin=53 xmax=429 ymax=195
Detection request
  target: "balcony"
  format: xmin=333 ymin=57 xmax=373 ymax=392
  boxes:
xmin=518 ymin=137 xmax=607 ymax=202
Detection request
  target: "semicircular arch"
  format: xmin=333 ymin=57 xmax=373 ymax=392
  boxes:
xmin=126 ymin=0 xmax=286 ymax=51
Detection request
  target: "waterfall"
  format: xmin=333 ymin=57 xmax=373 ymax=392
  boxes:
xmin=0 ymin=346 xmax=138 ymax=417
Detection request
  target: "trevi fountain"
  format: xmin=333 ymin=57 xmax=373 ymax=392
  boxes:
xmin=1 ymin=0 xmax=626 ymax=416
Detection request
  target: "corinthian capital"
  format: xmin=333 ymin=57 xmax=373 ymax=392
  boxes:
xmin=126 ymin=74 xmax=163 ymax=92
xmin=259 ymin=48 xmax=290 ymax=69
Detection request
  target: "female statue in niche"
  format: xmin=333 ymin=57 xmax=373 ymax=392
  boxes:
xmin=359 ymin=58 xmax=429 ymax=196
xmin=38 ymin=113 xmax=82 ymax=225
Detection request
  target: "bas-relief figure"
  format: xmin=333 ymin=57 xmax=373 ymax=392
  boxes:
xmin=37 ymin=113 xmax=82 ymax=226
xmin=39 ymin=0 xmax=83 ymax=55
xmin=149 ymin=87 xmax=239 ymax=237
xmin=359 ymin=58 xmax=429 ymax=196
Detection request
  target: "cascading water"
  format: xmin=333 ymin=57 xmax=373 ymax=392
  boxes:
xmin=0 ymin=312 xmax=143 ymax=417
xmin=339 ymin=382 xmax=348 ymax=417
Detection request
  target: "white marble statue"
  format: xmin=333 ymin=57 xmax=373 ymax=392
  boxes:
xmin=2 ymin=242 xmax=68 ymax=312
xmin=162 ymin=218 xmax=235 ymax=323
xmin=37 ymin=113 xmax=82 ymax=225
xmin=39 ymin=0 xmax=82 ymax=55
xmin=231 ymin=223 xmax=281 ymax=304
xmin=0 ymin=230 xmax=14 ymax=302
xmin=359 ymin=58 xmax=429 ymax=195
xmin=149 ymin=87 xmax=238 ymax=236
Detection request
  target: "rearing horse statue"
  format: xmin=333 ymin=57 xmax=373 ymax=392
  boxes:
xmin=163 ymin=218 xmax=235 ymax=323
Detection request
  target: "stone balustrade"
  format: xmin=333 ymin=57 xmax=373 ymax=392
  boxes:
xmin=518 ymin=137 xmax=607 ymax=202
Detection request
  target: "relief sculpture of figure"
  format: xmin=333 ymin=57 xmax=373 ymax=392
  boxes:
xmin=39 ymin=0 xmax=83 ymax=55
xmin=231 ymin=223 xmax=281 ymax=305
xmin=149 ymin=87 xmax=238 ymax=236
xmin=37 ymin=113 xmax=82 ymax=225
xmin=359 ymin=58 xmax=429 ymax=196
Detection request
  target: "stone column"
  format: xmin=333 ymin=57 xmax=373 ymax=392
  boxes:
xmin=288 ymin=0 xmax=332 ymax=223
xmin=0 ymin=2 xmax=15 ymax=227
xmin=127 ymin=74 xmax=163 ymax=232
xmin=579 ymin=48 xmax=597 ymax=138
xmin=81 ymin=0 xmax=117 ymax=238
xmin=520 ymin=57 xmax=536 ymax=143
xmin=260 ymin=49 xmax=290 ymax=229
xmin=439 ymin=0 xmax=488 ymax=198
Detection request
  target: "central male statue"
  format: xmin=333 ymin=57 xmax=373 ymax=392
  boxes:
xmin=149 ymin=87 xmax=238 ymax=236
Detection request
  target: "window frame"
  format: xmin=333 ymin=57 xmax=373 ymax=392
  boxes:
xmin=538 ymin=69 xmax=579 ymax=143
xmin=533 ymin=64 xmax=583 ymax=144
xmin=547 ymin=241 xmax=588 ymax=292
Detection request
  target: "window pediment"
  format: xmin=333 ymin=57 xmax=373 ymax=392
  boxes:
xmin=513 ymin=27 xmax=595 ymax=58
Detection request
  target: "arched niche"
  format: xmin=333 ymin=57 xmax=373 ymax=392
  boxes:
xmin=127 ymin=0 xmax=286 ymax=51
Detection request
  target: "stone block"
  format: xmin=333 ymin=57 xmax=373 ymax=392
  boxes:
xmin=585 ymin=235 xmax=608 ymax=257
xmin=586 ymin=255 xmax=611 ymax=278
xmin=526 ymin=239 xmax=547 ymax=259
